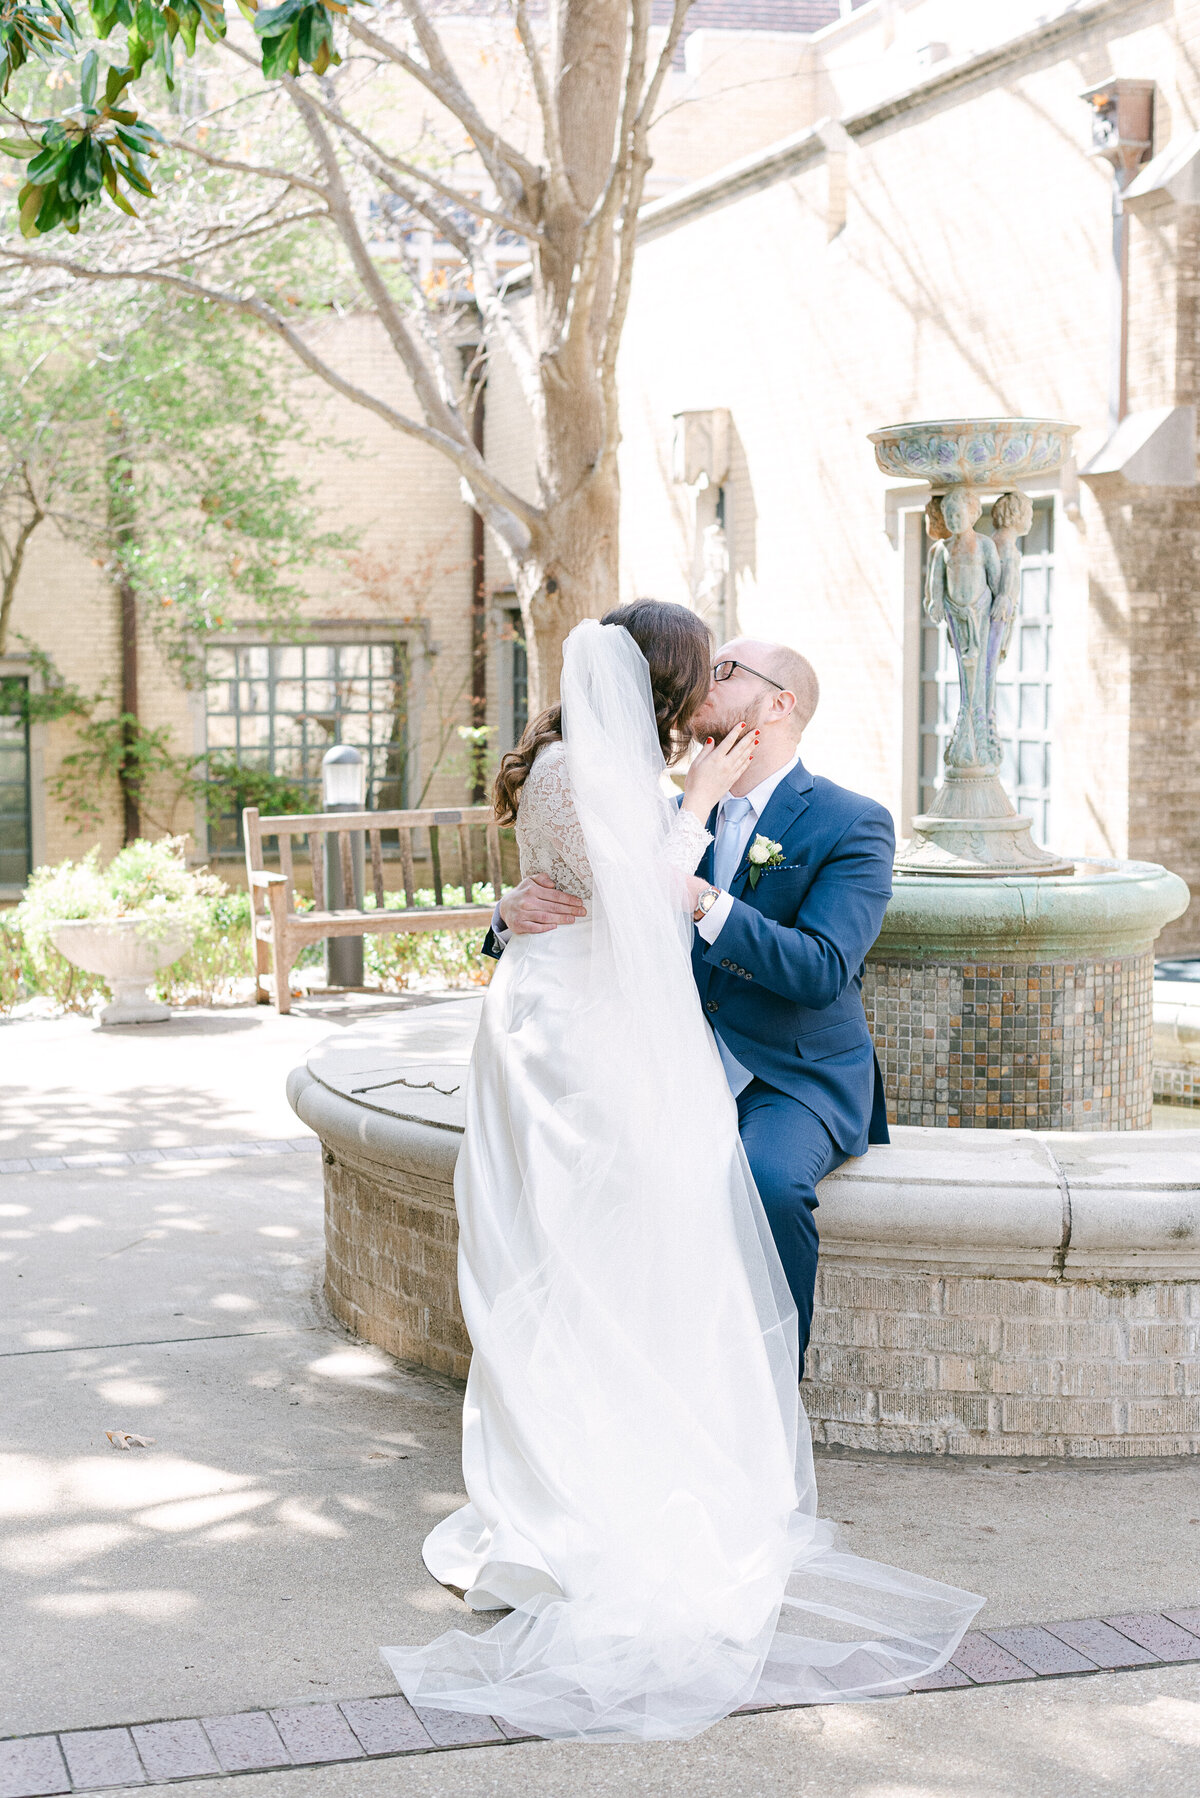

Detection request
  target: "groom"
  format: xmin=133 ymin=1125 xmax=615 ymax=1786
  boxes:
xmin=483 ymin=636 xmax=894 ymax=1374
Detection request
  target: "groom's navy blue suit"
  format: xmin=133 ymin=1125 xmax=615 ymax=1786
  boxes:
xmin=688 ymin=759 xmax=893 ymax=1368
xmin=483 ymin=756 xmax=893 ymax=1373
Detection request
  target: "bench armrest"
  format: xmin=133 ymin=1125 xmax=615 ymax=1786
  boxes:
xmin=249 ymin=871 xmax=288 ymax=889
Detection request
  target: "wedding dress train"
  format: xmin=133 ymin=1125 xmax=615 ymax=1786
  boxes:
xmin=382 ymin=621 xmax=981 ymax=1741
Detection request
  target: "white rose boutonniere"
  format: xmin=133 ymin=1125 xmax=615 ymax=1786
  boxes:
xmin=747 ymin=834 xmax=785 ymax=888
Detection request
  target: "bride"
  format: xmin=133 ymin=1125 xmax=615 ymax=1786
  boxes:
xmin=383 ymin=602 xmax=981 ymax=1741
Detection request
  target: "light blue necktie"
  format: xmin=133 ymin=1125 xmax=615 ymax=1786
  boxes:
xmin=714 ymin=793 xmax=753 ymax=891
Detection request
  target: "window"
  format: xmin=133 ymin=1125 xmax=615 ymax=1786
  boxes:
xmin=0 ymin=678 xmax=31 ymax=888
xmin=205 ymin=642 xmax=409 ymax=851
xmin=919 ymin=498 xmax=1055 ymax=842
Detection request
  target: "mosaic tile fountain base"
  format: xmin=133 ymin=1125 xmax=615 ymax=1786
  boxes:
xmin=863 ymin=951 xmax=1154 ymax=1130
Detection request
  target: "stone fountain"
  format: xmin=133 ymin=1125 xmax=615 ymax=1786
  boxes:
xmin=863 ymin=418 xmax=1188 ymax=1130
xmin=287 ymin=416 xmax=1200 ymax=1462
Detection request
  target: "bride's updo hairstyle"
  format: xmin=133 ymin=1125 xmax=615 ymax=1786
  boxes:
xmin=493 ymin=599 xmax=712 ymax=825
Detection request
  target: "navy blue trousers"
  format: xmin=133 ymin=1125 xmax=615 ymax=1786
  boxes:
xmin=736 ymin=1079 xmax=847 ymax=1379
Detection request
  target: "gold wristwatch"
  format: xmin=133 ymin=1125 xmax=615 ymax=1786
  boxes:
xmin=693 ymin=887 xmax=721 ymax=923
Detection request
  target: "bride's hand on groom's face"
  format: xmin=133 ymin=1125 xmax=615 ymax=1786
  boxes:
xmin=681 ymin=724 xmax=759 ymax=821
xmin=498 ymin=873 xmax=587 ymax=935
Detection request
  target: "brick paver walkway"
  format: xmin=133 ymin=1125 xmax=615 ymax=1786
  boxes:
xmin=3 ymin=1608 xmax=1198 ymax=1793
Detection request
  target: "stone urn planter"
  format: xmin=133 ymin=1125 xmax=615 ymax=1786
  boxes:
xmin=50 ymin=916 xmax=193 ymax=1025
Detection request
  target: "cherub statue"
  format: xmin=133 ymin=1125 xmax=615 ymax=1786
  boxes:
xmin=923 ymin=486 xmax=1005 ymax=771
xmin=989 ymin=488 xmax=1032 ymax=664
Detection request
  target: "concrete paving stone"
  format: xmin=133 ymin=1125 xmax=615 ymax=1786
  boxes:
xmin=27 ymin=1158 xmax=65 ymax=1171
xmin=410 ymin=1707 xmax=508 ymax=1748
xmin=268 ymin=1709 xmax=363 ymax=1766
xmin=0 ymin=1737 xmax=69 ymax=1798
xmin=337 ymin=1698 xmax=434 ymax=1755
xmin=61 ymin=1153 xmax=127 ymax=1169
xmin=948 ymin=1632 xmax=1037 ymax=1683
xmin=1045 ymin=1617 xmax=1160 ymax=1668
xmin=984 ymin=1625 xmax=1098 ymax=1675
xmin=130 ymin=1722 xmax=220 ymax=1782
xmin=1163 ymin=1607 xmax=1200 ymax=1636
xmin=906 ymin=1662 xmax=973 ymax=1690
xmin=58 ymin=1728 xmax=144 ymax=1789
xmin=494 ymin=1718 xmax=543 ymax=1741
xmin=200 ymin=1714 xmax=292 ymax=1773
xmin=1104 ymin=1612 xmax=1200 ymax=1661
xmin=0 ymin=1158 xmax=32 ymax=1172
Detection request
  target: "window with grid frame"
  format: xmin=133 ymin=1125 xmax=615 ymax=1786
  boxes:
xmin=0 ymin=677 xmax=31 ymax=888
xmin=919 ymin=497 xmax=1055 ymax=843
xmin=204 ymin=642 xmax=409 ymax=852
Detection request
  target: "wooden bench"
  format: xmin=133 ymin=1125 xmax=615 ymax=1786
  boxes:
xmin=242 ymin=803 xmax=504 ymax=1013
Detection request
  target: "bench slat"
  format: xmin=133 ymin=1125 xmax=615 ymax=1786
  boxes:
xmin=282 ymin=905 xmax=493 ymax=940
xmin=486 ymin=821 xmax=502 ymax=904
xmin=255 ymin=806 xmax=494 ymax=833
xmin=430 ymin=824 xmax=444 ymax=907
xmin=399 ymin=826 xmax=416 ymax=909
xmin=338 ymin=829 xmax=355 ymax=908
xmin=278 ymin=830 xmax=294 ymax=915
xmin=458 ymin=822 xmax=473 ymax=901
xmin=310 ymin=829 xmax=326 ymax=912
xmin=369 ymin=829 xmax=385 ymax=909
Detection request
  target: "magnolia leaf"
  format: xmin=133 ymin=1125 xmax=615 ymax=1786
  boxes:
xmin=255 ymin=0 xmax=305 ymax=34
xmin=80 ymin=47 xmax=98 ymax=109
xmin=105 ymin=61 xmax=133 ymax=104
xmin=0 ymin=137 xmax=36 ymax=159
xmin=18 ymin=182 xmax=44 ymax=238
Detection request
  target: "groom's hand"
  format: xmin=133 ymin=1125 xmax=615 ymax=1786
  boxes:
xmin=498 ymin=874 xmax=586 ymax=934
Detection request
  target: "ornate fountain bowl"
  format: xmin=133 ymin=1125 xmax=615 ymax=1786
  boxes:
xmin=868 ymin=417 xmax=1078 ymax=488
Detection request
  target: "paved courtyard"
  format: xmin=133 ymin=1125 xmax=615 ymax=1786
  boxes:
xmin=2 ymin=999 xmax=1200 ymax=1797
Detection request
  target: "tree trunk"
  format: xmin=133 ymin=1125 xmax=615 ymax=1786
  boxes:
xmin=513 ymin=0 xmax=627 ymax=711
xmin=516 ymin=462 xmax=620 ymax=710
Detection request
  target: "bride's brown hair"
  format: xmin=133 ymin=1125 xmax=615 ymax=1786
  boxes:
xmin=493 ymin=599 xmax=712 ymax=825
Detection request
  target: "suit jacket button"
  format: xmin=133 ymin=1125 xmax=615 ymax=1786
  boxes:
xmin=706 ymin=1000 xmax=718 ymax=1013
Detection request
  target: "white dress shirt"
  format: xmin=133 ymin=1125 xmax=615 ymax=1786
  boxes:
xmin=695 ymin=745 xmax=803 ymax=1094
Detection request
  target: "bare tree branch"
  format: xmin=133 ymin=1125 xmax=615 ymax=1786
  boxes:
xmin=284 ymin=81 xmax=467 ymax=435
xmin=166 ymin=136 xmax=330 ymax=199
xmin=470 ymin=247 xmax=542 ymax=423
xmin=0 ymin=246 xmax=538 ymax=550
xmin=510 ymin=0 xmax=570 ymax=203
xmin=599 ymin=0 xmax=694 ymax=439
xmin=285 ymin=81 xmax=535 ymax=240
xmin=345 ymin=10 xmax=540 ymax=206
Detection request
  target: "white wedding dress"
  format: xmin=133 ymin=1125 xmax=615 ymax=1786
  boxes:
xmin=382 ymin=621 xmax=981 ymax=1741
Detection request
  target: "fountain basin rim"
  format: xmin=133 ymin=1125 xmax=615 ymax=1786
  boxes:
xmin=869 ymin=416 xmax=1079 ymax=488
xmin=290 ymin=1058 xmax=1200 ymax=1281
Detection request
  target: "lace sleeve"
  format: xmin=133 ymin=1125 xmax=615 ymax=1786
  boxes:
xmin=518 ymin=744 xmax=594 ymax=895
xmin=664 ymin=805 xmax=712 ymax=874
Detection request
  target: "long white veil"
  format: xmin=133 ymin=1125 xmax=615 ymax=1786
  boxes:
xmin=382 ymin=621 xmax=980 ymax=1740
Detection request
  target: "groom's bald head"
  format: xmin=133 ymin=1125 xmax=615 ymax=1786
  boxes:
xmin=706 ymin=637 xmax=819 ymax=742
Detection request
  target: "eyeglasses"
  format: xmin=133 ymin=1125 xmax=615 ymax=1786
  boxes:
xmin=712 ymin=658 xmax=786 ymax=692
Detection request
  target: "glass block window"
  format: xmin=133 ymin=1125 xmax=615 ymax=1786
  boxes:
xmin=0 ymin=678 xmax=31 ymax=887
xmin=205 ymin=642 xmax=409 ymax=851
xmin=919 ymin=498 xmax=1055 ymax=842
